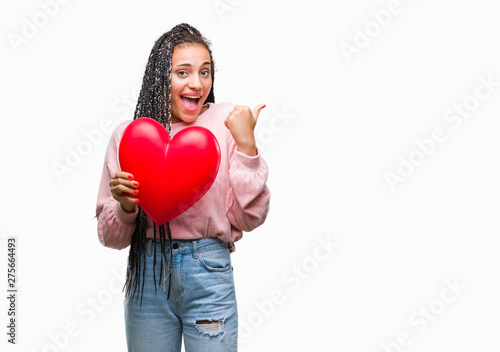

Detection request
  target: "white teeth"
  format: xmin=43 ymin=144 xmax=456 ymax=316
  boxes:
xmin=183 ymin=95 xmax=200 ymax=99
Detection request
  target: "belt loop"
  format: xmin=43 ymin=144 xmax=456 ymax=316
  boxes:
xmin=192 ymin=239 xmax=198 ymax=259
xmin=146 ymin=239 xmax=152 ymax=257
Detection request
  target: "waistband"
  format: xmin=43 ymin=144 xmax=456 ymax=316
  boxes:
xmin=145 ymin=237 xmax=230 ymax=256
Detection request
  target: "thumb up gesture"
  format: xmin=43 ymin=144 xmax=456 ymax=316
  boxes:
xmin=224 ymin=104 xmax=266 ymax=156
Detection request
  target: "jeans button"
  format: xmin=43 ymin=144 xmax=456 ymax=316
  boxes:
xmin=172 ymin=243 xmax=179 ymax=249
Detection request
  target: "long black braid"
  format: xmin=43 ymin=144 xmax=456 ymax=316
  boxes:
xmin=124 ymin=23 xmax=215 ymax=306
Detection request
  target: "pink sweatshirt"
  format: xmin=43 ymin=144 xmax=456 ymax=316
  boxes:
xmin=96 ymin=102 xmax=271 ymax=250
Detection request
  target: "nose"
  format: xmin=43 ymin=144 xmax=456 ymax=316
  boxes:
xmin=188 ymin=74 xmax=202 ymax=91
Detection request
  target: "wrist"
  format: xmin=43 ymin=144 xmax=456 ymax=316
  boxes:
xmin=237 ymin=139 xmax=257 ymax=156
xmin=121 ymin=203 xmax=135 ymax=213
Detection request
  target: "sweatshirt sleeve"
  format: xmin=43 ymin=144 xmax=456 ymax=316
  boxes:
xmin=225 ymin=130 xmax=271 ymax=234
xmin=95 ymin=121 xmax=138 ymax=250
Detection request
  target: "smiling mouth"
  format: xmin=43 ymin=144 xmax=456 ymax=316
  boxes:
xmin=180 ymin=95 xmax=201 ymax=111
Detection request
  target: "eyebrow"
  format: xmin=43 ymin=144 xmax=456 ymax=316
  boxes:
xmin=175 ymin=61 xmax=211 ymax=68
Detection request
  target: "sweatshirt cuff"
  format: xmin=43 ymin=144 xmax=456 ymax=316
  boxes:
xmin=233 ymin=149 xmax=262 ymax=172
xmin=114 ymin=201 xmax=138 ymax=224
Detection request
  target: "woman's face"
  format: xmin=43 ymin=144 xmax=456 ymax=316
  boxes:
xmin=170 ymin=43 xmax=212 ymax=124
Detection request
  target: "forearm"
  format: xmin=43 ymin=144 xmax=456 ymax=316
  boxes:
xmin=97 ymin=198 xmax=137 ymax=249
xmin=226 ymin=148 xmax=271 ymax=231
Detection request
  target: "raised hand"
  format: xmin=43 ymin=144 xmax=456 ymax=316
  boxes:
xmin=224 ymin=104 xmax=265 ymax=156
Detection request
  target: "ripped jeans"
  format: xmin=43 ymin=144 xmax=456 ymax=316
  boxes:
xmin=124 ymin=237 xmax=238 ymax=351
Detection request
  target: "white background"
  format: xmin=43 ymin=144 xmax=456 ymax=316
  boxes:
xmin=1 ymin=0 xmax=499 ymax=351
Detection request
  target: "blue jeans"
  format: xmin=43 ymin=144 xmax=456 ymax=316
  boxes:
xmin=124 ymin=237 xmax=238 ymax=351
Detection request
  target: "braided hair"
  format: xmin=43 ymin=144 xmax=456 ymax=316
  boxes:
xmin=124 ymin=23 xmax=215 ymax=306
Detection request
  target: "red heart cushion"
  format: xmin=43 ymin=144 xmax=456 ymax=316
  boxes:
xmin=118 ymin=117 xmax=221 ymax=225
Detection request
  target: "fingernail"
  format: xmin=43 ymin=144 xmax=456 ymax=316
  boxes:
xmin=127 ymin=175 xmax=133 ymax=180
xmin=262 ymin=104 xmax=266 ymax=108
xmin=133 ymin=181 xmax=139 ymax=187
xmin=133 ymin=190 xmax=139 ymax=194
xmin=136 ymin=199 xmax=141 ymax=203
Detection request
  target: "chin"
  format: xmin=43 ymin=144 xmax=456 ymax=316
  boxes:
xmin=180 ymin=114 xmax=199 ymax=123
xmin=170 ymin=110 xmax=197 ymax=124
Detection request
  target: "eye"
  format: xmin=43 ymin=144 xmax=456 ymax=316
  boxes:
xmin=201 ymin=70 xmax=210 ymax=77
xmin=177 ymin=70 xmax=188 ymax=77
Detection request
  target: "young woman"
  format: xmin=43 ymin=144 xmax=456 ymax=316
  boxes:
xmin=95 ymin=23 xmax=270 ymax=351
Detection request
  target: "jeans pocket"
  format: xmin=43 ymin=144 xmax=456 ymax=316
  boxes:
xmin=198 ymin=249 xmax=231 ymax=272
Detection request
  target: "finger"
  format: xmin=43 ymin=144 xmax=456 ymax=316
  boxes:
xmin=252 ymin=104 xmax=266 ymax=121
xmin=112 ymin=192 xmax=139 ymax=207
xmin=114 ymin=171 xmax=134 ymax=180
xmin=113 ymin=191 xmax=138 ymax=202
xmin=224 ymin=110 xmax=237 ymax=129
xmin=114 ymin=184 xmax=138 ymax=197
xmin=123 ymin=196 xmax=140 ymax=204
xmin=110 ymin=178 xmax=139 ymax=190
